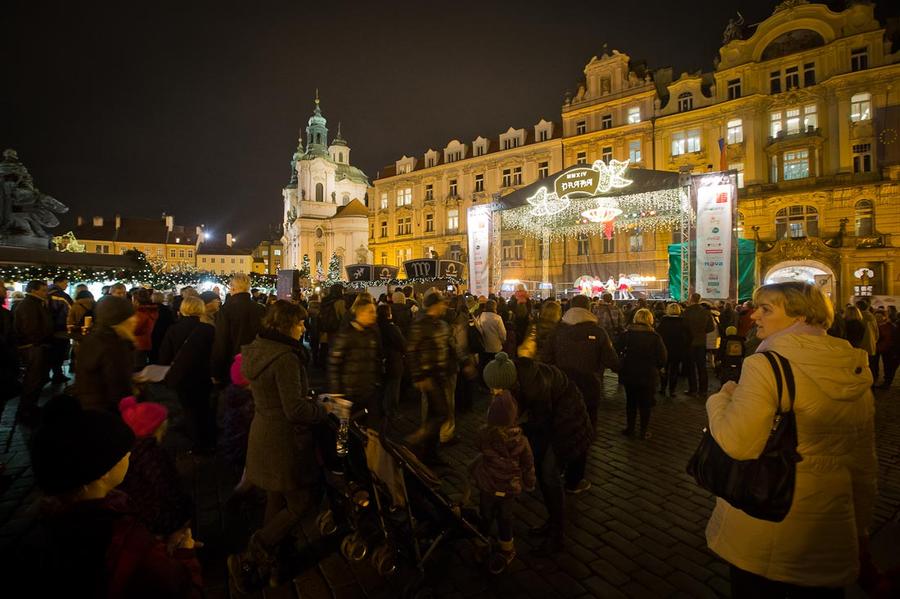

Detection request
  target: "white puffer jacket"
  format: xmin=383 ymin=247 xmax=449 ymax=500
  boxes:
xmin=704 ymin=332 xmax=877 ymax=587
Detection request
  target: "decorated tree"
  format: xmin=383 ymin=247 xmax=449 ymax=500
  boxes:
xmin=316 ymin=260 xmax=325 ymax=282
xmin=326 ymin=252 xmax=342 ymax=285
xmin=299 ymin=254 xmax=311 ymax=279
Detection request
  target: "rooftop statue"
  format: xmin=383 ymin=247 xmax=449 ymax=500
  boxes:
xmin=0 ymin=149 xmax=69 ymax=248
xmin=722 ymin=12 xmax=745 ymax=45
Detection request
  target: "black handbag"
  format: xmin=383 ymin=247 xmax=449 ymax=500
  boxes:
xmin=686 ymin=351 xmax=802 ymax=522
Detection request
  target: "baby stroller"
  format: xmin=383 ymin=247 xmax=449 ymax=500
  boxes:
xmin=316 ymin=396 xmax=507 ymax=598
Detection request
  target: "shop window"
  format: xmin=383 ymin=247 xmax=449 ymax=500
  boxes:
xmin=775 ymin=205 xmax=818 ymax=239
xmin=855 ymin=200 xmax=874 ymax=237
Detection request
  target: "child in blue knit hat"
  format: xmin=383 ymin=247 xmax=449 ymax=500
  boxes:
xmin=472 ymin=352 xmax=536 ymax=567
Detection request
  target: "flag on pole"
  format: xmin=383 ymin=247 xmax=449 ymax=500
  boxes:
xmin=718 ymin=138 xmax=728 ymax=172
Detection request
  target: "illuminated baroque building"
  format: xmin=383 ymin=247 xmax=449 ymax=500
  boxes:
xmin=281 ymin=95 xmax=371 ymax=277
xmin=370 ymin=0 xmax=900 ymax=300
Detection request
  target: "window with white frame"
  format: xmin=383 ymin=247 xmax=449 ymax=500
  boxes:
xmin=396 ymin=248 xmax=412 ymax=265
xmin=576 ymin=151 xmax=587 ymax=165
xmin=397 ymin=164 xmax=410 ymax=174
xmin=851 ymin=93 xmax=871 ymax=122
xmin=447 ymin=208 xmax=459 ymax=231
xmin=538 ymin=161 xmax=549 ymax=178
xmin=426 ymin=156 xmax=435 ymax=168
xmin=726 ymin=119 xmax=743 ymax=144
xmin=855 ymin=200 xmax=874 ymax=236
xmin=502 ymin=238 xmax=524 ymax=261
xmin=503 ymin=137 xmax=520 ymax=150
xmin=474 ymin=173 xmax=484 ymax=192
xmin=576 ymin=234 xmax=590 ymax=256
xmin=380 ymin=221 xmax=387 ymax=237
xmin=775 ymin=205 xmax=818 ymax=239
xmin=678 ymin=92 xmax=693 ymax=112
xmin=728 ymin=162 xmax=745 ymax=188
xmin=449 ymin=179 xmax=458 ymax=197
xmin=601 ymin=146 xmax=613 ymax=162
xmin=629 ymin=139 xmax=642 ymax=163
xmin=380 ymin=251 xmax=387 ymax=265
xmin=601 ymin=114 xmax=612 ymax=130
xmin=853 ymin=143 xmax=872 ymax=173
xmin=627 ymin=106 xmax=641 ymax=124
xmin=576 ymin=121 xmax=586 ymax=135
xmin=727 ymin=79 xmax=741 ymax=100
xmin=602 ymin=235 xmax=615 ymax=254
xmin=502 ymin=168 xmax=512 ymax=187
xmin=512 ymin=167 xmax=522 ymax=186
xmin=396 ymin=216 xmax=412 ymax=236
xmin=783 ymin=149 xmax=809 ymax=181
xmin=425 ymin=184 xmax=433 ymax=201
xmin=449 ymin=244 xmax=462 ymax=262
xmin=785 ymin=66 xmax=799 ymax=90
xmin=686 ymin=129 xmax=701 ymax=152
xmin=539 ymin=129 xmax=549 ymax=141
xmin=770 ymin=104 xmax=816 ymax=137
xmin=396 ymin=188 xmax=412 ymax=207
xmin=851 ymin=47 xmax=868 ymax=72
xmin=380 ymin=193 xmax=388 ymax=210
xmin=672 ymin=131 xmax=686 ymax=156
xmin=425 ymin=213 xmax=434 ymax=233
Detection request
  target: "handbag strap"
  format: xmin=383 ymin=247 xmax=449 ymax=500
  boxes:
xmin=761 ymin=351 xmax=796 ymax=415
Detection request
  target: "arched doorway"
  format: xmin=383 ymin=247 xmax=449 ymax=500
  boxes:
xmin=764 ymin=260 xmax=835 ymax=299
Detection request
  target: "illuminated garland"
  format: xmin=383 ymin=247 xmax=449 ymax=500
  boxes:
xmin=502 ymin=188 xmax=689 ymax=240
xmin=0 ymin=250 xmax=278 ymax=289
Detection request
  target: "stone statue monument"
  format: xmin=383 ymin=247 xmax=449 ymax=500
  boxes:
xmin=0 ymin=149 xmax=69 ymax=248
xmin=722 ymin=12 xmax=745 ymax=45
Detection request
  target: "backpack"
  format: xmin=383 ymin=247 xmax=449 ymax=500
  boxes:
xmin=467 ymin=317 xmax=486 ymax=354
xmin=318 ymin=300 xmax=340 ymax=333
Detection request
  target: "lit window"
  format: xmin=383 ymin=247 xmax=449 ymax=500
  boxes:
xmin=447 ymin=208 xmax=459 ymax=231
xmin=672 ymin=132 xmax=686 ymax=156
xmin=629 ymin=233 xmax=643 ymax=252
xmin=783 ymin=149 xmax=809 ymax=181
xmin=425 ymin=184 xmax=433 ymax=201
xmin=728 ymin=162 xmax=745 ymax=188
xmin=627 ymin=106 xmax=641 ymax=124
xmin=629 ymin=140 xmax=642 ymax=163
xmin=576 ymin=151 xmax=587 ymax=165
xmin=425 ymin=213 xmax=434 ymax=233
xmin=474 ymin=173 xmax=484 ymax=192
xmin=686 ymin=129 xmax=701 ymax=153
xmin=804 ymin=104 xmax=817 ymax=130
xmin=851 ymin=93 xmax=871 ymax=122
xmin=851 ymin=48 xmax=868 ymax=72
xmin=273 ymin=249 xmax=281 ymax=256
xmin=853 ymin=143 xmax=872 ymax=173
xmin=512 ymin=167 xmax=522 ymax=186
xmin=775 ymin=205 xmax=818 ymax=239
xmin=601 ymin=146 xmax=613 ymax=162
xmin=502 ymin=168 xmax=511 ymax=187
xmin=855 ymin=200 xmax=874 ymax=236
xmin=449 ymin=179 xmax=458 ymax=196
xmin=601 ymin=114 xmax=612 ymax=130
xmin=170 ymin=249 xmax=176 ymax=257
xmin=380 ymin=193 xmax=388 ymax=210
xmin=726 ymin=119 xmax=743 ymax=144
xmin=395 ymin=188 xmax=412 ymax=207
xmin=538 ymin=162 xmax=549 ymax=178
xmin=576 ymin=120 xmax=586 ymax=135
xmin=179 ymin=249 xmax=185 ymax=258
xmin=678 ymin=92 xmax=693 ymax=112
xmin=786 ymin=108 xmax=801 ymax=134
xmin=727 ymin=79 xmax=741 ymax=100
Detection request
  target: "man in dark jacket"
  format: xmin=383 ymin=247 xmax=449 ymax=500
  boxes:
xmin=212 ymin=274 xmax=265 ymax=383
xmin=405 ymin=291 xmax=453 ymax=465
xmin=46 ymin=276 xmax=73 ymax=383
xmin=389 ymin=290 xmax=414 ymax=337
xmin=75 ymin=296 xmax=136 ymax=413
xmin=328 ymin=299 xmax=384 ymax=424
xmin=315 ymin=283 xmax=345 ymax=367
xmin=0 ymin=284 xmax=18 ymax=400
xmin=547 ymin=294 xmax=619 ymax=494
xmin=13 ymin=280 xmax=53 ymax=421
xmin=681 ymin=293 xmax=715 ymax=396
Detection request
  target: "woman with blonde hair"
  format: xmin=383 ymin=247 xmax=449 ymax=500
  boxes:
xmin=617 ymin=308 xmax=667 ymax=439
xmin=704 ymin=282 xmax=876 ymax=597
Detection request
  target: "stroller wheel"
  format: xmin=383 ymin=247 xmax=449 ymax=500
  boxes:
xmin=341 ymin=533 xmax=367 ymax=562
xmin=371 ymin=545 xmax=397 ymax=577
xmin=487 ymin=551 xmax=508 ymax=575
xmin=316 ymin=510 xmax=337 ymax=536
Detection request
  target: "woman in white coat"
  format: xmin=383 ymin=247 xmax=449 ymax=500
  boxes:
xmin=705 ymin=281 xmax=877 ymax=598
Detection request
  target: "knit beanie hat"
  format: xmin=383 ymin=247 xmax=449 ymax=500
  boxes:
xmin=487 ymin=391 xmax=519 ymax=427
xmin=31 ymin=395 xmax=135 ymax=495
xmin=483 ymin=352 xmax=518 ymax=391
xmin=230 ymin=353 xmax=249 ymax=387
xmin=118 ymin=396 xmax=168 ymax=438
xmin=200 ymin=290 xmax=220 ymax=304
xmin=95 ymin=295 xmax=135 ymax=327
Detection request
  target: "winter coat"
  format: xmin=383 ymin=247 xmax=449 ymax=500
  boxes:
xmin=158 ymin=316 xmax=215 ymax=392
xmin=406 ymin=312 xmax=454 ymax=382
xmin=472 ymin=425 xmax=536 ymax=497
xmin=845 ymin=319 xmax=866 ymax=349
xmin=378 ymin=318 xmax=406 ymax=379
xmin=118 ymin=436 xmax=193 ymax=536
xmin=547 ymin=307 xmax=619 ymax=406
xmin=242 ymin=330 xmax=327 ymax=490
xmin=222 ymin=384 xmax=254 ymax=469
xmin=705 ymin=332 xmax=877 ymax=587
xmin=328 ymin=322 xmax=383 ymax=401
xmin=67 ymin=297 xmax=95 ymax=329
xmin=877 ymin=321 xmax=896 ymax=355
xmin=47 ymin=284 xmax=73 ymax=333
xmin=531 ymin=319 xmax=559 ymax=364
xmin=593 ymin=301 xmax=625 ymax=334
xmin=706 ymin=309 xmax=721 ymax=350
xmin=317 ymin=292 xmax=346 ymax=341
xmin=618 ymin=324 xmax=667 ymax=387
xmin=211 ymin=292 xmax=265 ymax=381
xmin=390 ymin=301 xmax=414 ymax=337
xmin=509 ymin=296 xmax=532 ymax=344
xmin=476 ymin=311 xmax=507 ymax=353
xmin=133 ymin=304 xmax=159 ymax=352
xmin=860 ymin=310 xmax=879 ymax=356
xmin=657 ymin=314 xmax=691 ymax=360
xmin=150 ymin=303 xmax=175 ymax=363
xmin=682 ymin=303 xmax=715 ymax=347
xmin=75 ymin=327 xmax=135 ymax=412
xmin=12 ymin=293 xmax=53 ymax=346
xmin=25 ymin=490 xmax=202 ymax=598
xmin=513 ymin=357 xmax=594 ymax=463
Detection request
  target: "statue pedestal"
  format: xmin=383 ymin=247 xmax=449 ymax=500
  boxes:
xmin=0 ymin=234 xmax=51 ymax=250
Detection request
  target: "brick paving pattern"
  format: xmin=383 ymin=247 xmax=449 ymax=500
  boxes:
xmin=1 ymin=370 xmax=898 ymax=598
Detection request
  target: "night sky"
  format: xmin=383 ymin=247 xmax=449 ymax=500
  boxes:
xmin=3 ymin=1 xmax=894 ymax=244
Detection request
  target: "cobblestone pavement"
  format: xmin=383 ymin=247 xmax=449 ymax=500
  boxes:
xmin=1 ymin=369 xmax=898 ymax=598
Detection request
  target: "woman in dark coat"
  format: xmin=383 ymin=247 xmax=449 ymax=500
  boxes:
xmin=530 ymin=300 xmax=561 ymax=363
xmin=619 ymin=308 xmax=667 ymax=439
xmin=328 ymin=296 xmax=384 ymax=424
xmin=844 ymin=306 xmax=867 ymax=349
xmin=377 ymin=303 xmax=406 ymax=418
xmin=228 ymin=301 xmax=327 ymax=591
xmin=656 ymin=302 xmax=691 ymax=397
xmin=74 ymin=296 xmax=137 ymax=412
xmin=158 ymin=296 xmax=216 ymax=451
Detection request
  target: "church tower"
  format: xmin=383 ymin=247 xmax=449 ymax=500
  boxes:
xmin=305 ymin=90 xmax=328 ymax=155
xmin=329 ymin=122 xmax=350 ymax=165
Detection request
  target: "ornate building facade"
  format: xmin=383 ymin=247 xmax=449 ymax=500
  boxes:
xmin=370 ymin=0 xmax=900 ymax=301
xmin=282 ymin=95 xmax=371 ymax=276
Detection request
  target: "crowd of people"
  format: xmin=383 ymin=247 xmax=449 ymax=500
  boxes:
xmin=0 ymin=274 xmax=890 ymax=597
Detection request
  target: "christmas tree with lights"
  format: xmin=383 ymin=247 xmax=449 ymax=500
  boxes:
xmin=300 ymin=254 xmax=311 ymax=279
xmin=316 ymin=260 xmax=325 ymax=282
xmin=326 ymin=252 xmax=342 ymax=285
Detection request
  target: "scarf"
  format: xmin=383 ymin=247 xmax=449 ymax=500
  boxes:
xmin=756 ymin=320 xmax=826 ymax=353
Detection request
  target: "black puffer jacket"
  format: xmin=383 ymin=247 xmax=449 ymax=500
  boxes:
xmin=656 ymin=314 xmax=691 ymax=359
xmin=74 ymin=327 xmax=135 ymax=412
xmin=530 ymin=319 xmax=559 ymax=363
xmin=618 ymin=323 xmax=668 ymax=387
xmin=406 ymin=312 xmax=454 ymax=382
xmin=158 ymin=316 xmax=215 ymax=392
xmin=378 ymin=318 xmax=406 ymax=379
xmin=513 ymin=357 xmax=593 ymax=463
xmin=548 ymin=308 xmax=620 ymax=376
xmin=390 ymin=301 xmax=414 ymax=337
xmin=328 ymin=322 xmax=383 ymax=400
xmin=211 ymin=292 xmax=265 ymax=381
